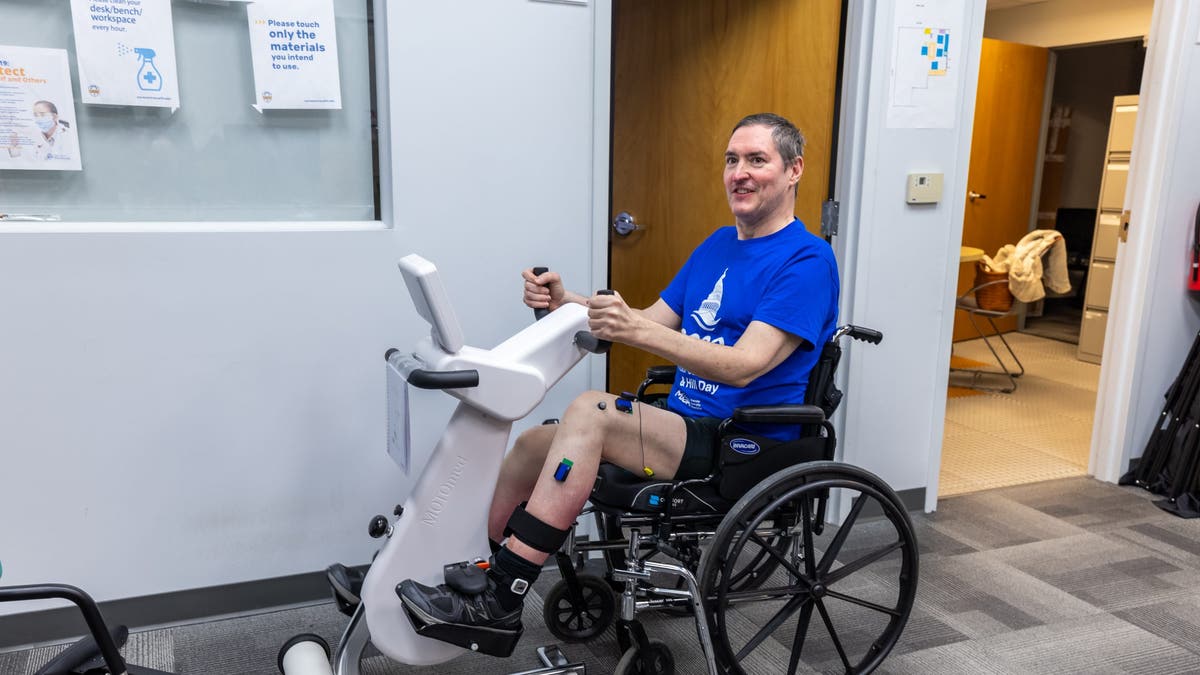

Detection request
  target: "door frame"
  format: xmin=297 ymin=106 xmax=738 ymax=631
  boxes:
xmin=587 ymin=0 xmax=613 ymax=392
xmin=1090 ymin=1 xmax=1192 ymax=483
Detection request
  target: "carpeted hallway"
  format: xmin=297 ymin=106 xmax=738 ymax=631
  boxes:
xmin=4 ymin=477 xmax=1200 ymax=674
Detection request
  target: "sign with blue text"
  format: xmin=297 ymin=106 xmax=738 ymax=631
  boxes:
xmin=0 ymin=46 xmax=83 ymax=171
xmin=70 ymin=0 xmax=181 ymax=110
xmin=246 ymin=0 xmax=342 ymax=112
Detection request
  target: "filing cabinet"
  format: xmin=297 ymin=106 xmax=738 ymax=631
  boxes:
xmin=1078 ymin=95 xmax=1137 ymax=364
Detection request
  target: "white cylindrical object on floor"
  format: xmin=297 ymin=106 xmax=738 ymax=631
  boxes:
xmin=278 ymin=635 xmax=333 ymax=675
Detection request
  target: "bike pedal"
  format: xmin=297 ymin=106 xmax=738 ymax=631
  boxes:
xmin=401 ymin=604 xmax=524 ymax=657
xmin=326 ymin=563 xmax=364 ymax=617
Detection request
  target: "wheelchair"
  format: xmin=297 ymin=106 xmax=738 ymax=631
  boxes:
xmin=540 ymin=325 xmax=919 ymax=675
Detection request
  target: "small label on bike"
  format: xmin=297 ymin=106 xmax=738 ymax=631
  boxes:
xmin=729 ymin=438 xmax=761 ymax=455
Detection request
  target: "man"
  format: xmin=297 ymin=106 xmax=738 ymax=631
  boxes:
xmin=398 ymin=112 xmax=839 ymax=649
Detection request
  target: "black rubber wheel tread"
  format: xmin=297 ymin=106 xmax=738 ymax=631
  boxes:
xmin=542 ymin=574 xmax=617 ymax=643
xmin=613 ymin=638 xmax=676 ymax=675
xmin=697 ymin=461 xmax=919 ymax=675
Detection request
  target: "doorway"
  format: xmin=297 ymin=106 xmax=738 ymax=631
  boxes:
xmin=942 ymin=35 xmax=1147 ymax=497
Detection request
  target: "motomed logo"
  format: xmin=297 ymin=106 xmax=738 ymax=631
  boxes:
xmin=730 ymin=438 xmax=760 ymax=455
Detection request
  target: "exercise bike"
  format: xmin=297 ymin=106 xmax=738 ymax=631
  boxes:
xmin=280 ymin=254 xmax=609 ymax=674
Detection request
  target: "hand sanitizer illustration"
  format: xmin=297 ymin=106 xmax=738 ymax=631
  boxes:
xmin=134 ymin=48 xmax=164 ymax=92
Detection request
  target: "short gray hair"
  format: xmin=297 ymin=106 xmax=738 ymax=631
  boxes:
xmin=731 ymin=113 xmax=806 ymax=166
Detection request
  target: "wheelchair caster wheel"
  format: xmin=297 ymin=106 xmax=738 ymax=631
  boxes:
xmin=543 ymin=574 xmax=616 ymax=642
xmin=614 ymin=638 xmax=674 ymax=675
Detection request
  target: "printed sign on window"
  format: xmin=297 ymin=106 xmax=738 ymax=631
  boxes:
xmin=69 ymin=0 xmax=181 ymax=110
xmin=0 ymin=46 xmax=83 ymax=171
xmin=246 ymin=0 xmax=342 ymax=112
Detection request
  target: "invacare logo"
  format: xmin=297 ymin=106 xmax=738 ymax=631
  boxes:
xmin=729 ymin=438 xmax=761 ymax=455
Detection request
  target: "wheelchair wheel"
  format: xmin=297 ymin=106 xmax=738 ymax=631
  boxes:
xmin=543 ymin=574 xmax=616 ymax=642
xmin=698 ymin=461 xmax=918 ymax=675
xmin=613 ymin=638 xmax=675 ymax=675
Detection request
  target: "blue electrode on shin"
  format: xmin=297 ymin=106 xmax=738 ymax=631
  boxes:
xmin=553 ymin=458 xmax=573 ymax=481
xmin=614 ymin=398 xmax=633 ymax=414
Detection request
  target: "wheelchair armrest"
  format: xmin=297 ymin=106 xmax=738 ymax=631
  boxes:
xmin=644 ymin=365 xmax=677 ymax=384
xmin=732 ymin=404 xmax=827 ymax=426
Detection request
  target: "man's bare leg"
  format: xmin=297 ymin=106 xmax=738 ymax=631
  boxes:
xmin=488 ymin=424 xmax=555 ymax=543
xmin=506 ymin=392 xmax=688 ymax=566
xmin=397 ymin=391 xmax=689 ymax=643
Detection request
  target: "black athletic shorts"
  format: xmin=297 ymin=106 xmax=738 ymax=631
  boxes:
xmin=676 ymin=415 xmax=723 ymax=480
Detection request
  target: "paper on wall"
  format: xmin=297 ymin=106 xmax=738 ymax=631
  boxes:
xmin=70 ymin=0 xmax=181 ymax=110
xmin=887 ymin=0 xmax=966 ymax=129
xmin=246 ymin=0 xmax=342 ymax=112
xmin=0 ymin=46 xmax=83 ymax=171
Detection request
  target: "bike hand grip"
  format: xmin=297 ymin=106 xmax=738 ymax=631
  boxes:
xmin=532 ymin=266 xmax=550 ymax=320
xmin=582 ymin=289 xmax=615 ymax=353
xmin=574 ymin=331 xmax=612 ymax=354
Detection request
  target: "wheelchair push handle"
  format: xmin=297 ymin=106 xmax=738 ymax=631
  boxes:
xmin=836 ymin=324 xmax=883 ymax=345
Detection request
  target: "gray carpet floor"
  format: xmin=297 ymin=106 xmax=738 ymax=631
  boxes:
xmin=4 ymin=477 xmax=1200 ymax=674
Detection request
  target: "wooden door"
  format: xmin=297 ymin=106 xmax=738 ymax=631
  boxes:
xmin=608 ymin=0 xmax=843 ymax=394
xmin=955 ymin=38 xmax=1049 ymax=341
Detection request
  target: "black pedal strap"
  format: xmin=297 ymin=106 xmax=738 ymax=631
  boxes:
xmin=505 ymin=504 xmax=570 ymax=553
xmin=443 ymin=561 xmax=488 ymax=596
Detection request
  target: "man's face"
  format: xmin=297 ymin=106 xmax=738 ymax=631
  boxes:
xmin=32 ymin=104 xmax=57 ymax=133
xmin=723 ymin=124 xmax=802 ymax=225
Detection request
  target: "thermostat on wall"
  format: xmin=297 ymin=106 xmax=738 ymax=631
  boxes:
xmin=906 ymin=173 xmax=943 ymax=204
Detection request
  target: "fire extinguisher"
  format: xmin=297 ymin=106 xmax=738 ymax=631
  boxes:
xmin=1191 ymin=202 xmax=1200 ymax=291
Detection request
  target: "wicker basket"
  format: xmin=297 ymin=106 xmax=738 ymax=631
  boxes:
xmin=973 ymin=263 xmax=1013 ymax=311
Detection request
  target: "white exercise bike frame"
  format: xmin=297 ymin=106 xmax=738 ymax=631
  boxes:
xmin=346 ymin=255 xmax=597 ymax=669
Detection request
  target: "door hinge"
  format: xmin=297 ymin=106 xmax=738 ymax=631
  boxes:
xmin=821 ymin=199 xmax=840 ymax=240
xmin=1119 ymin=209 xmax=1131 ymax=243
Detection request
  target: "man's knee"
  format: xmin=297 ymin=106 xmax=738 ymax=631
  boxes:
xmin=562 ymin=391 xmax=618 ymax=429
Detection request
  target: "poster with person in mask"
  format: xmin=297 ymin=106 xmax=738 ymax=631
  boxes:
xmin=0 ymin=46 xmax=83 ymax=171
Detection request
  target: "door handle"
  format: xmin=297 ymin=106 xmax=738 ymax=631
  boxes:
xmin=612 ymin=211 xmax=643 ymax=237
xmin=968 ymin=191 xmax=987 ymax=201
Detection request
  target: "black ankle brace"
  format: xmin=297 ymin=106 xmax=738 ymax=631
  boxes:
xmin=491 ymin=547 xmax=541 ymax=612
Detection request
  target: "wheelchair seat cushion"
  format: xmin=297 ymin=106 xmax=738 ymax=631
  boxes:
xmin=591 ymin=463 xmax=733 ymax=514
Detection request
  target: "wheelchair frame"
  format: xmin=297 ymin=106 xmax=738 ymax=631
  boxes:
xmin=540 ymin=325 xmax=920 ymax=675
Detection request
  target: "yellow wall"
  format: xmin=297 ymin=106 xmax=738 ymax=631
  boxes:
xmin=985 ymin=0 xmax=1154 ymax=47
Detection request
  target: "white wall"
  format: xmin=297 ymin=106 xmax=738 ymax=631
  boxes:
xmin=984 ymin=0 xmax=1154 ymax=48
xmin=834 ymin=0 xmax=988 ymax=509
xmin=0 ymin=0 xmax=599 ymax=616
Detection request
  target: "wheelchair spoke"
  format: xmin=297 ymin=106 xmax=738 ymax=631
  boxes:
xmin=717 ymin=583 xmax=809 ymax=603
xmin=824 ymin=539 xmax=905 ymax=586
xmin=825 ymin=588 xmax=903 ymax=618
xmin=785 ymin=596 xmax=817 ymax=675
xmin=801 ymin=498 xmax=817 ymax=577
xmin=734 ymin=594 xmax=809 ymax=662
xmin=747 ymin=531 xmax=809 ymax=586
xmin=816 ymin=493 xmax=867 ymax=576
xmin=816 ymin=598 xmax=854 ymax=672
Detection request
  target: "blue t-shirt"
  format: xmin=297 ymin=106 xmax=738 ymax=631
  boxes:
xmin=659 ymin=219 xmax=839 ymax=438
